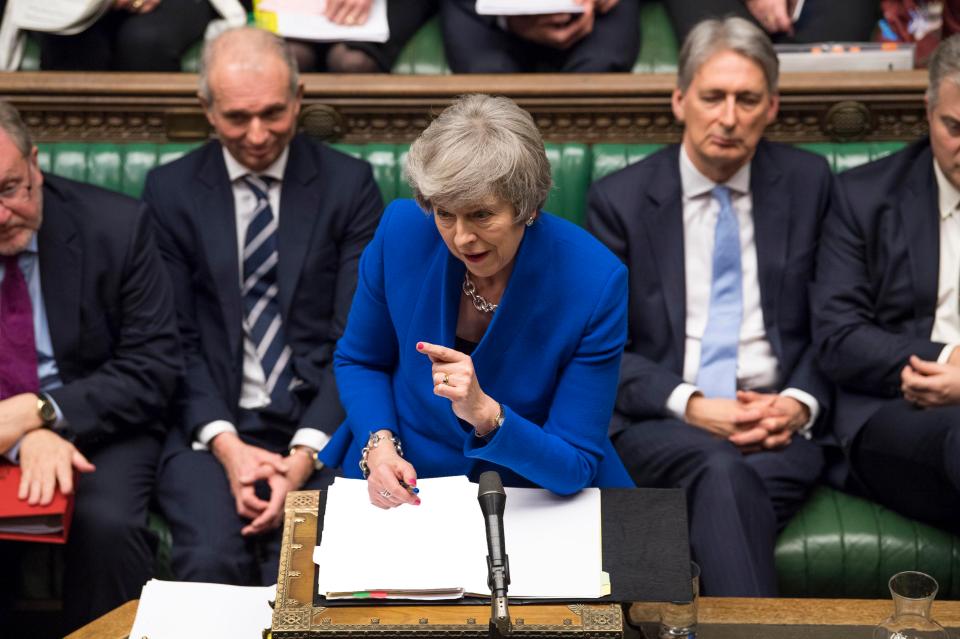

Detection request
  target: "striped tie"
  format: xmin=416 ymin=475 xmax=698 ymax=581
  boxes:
xmin=241 ymin=175 xmax=295 ymax=414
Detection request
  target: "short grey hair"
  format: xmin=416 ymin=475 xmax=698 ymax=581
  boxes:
xmin=678 ymin=17 xmax=779 ymax=94
xmin=0 ymin=101 xmax=33 ymax=158
xmin=405 ymin=94 xmax=552 ymax=224
xmin=198 ymin=27 xmax=300 ymax=104
xmin=928 ymin=34 xmax=960 ymax=109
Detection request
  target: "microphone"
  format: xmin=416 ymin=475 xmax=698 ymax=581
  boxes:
xmin=478 ymin=471 xmax=511 ymax=638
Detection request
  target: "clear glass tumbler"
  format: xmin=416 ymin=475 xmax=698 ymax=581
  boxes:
xmin=872 ymin=571 xmax=948 ymax=639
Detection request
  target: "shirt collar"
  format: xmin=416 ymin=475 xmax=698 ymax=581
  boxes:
xmin=933 ymin=157 xmax=960 ymax=220
xmin=23 ymin=233 xmax=38 ymax=255
xmin=222 ymin=145 xmax=290 ymax=184
xmin=679 ymin=145 xmax=751 ymax=200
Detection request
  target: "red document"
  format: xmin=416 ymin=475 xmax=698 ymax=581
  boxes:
xmin=0 ymin=462 xmax=75 ymax=544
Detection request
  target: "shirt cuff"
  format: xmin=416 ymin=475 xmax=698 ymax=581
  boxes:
xmin=4 ymin=439 xmax=21 ymax=464
xmin=192 ymin=420 xmax=237 ymax=451
xmin=289 ymin=428 xmax=331 ymax=454
xmin=779 ymin=388 xmax=820 ymax=439
xmin=42 ymin=393 xmax=68 ymax=430
xmin=938 ymin=344 xmax=959 ymax=364
xmin=666 ymin=383 xmax=700 ymax=422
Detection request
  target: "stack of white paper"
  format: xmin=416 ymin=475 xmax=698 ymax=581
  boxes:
xmin=255 ymin=0 xmax=390 ymax=43
xmin=476 ymin=0 xmax=584 ymax=15
xmin=129 ymin=580 xmax=274 ymax=639
xmin=314 ymin=476 xmax=605 ymax=600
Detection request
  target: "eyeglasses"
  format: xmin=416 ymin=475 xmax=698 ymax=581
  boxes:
xmin=0 ymin=166 xmax=33 ymax=208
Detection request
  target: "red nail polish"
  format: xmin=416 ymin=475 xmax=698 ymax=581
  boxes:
xmin=417 ymin=342 xmax=424 ymax=350
xmin=409 ymin=479 xmax=416 ymax=486
xmin=415 ymin=498 xmax=421 ymax=505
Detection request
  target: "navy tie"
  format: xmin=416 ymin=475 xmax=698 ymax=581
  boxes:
xmin=696 ymin=185 xmax=742 ymax=399
xmin=241 ymin=175 xmax=295 ymax=414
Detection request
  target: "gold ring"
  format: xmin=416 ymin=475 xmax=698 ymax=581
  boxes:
xmin=441 ymin=373 xmax=449 ymax=385
xmin=131 ymin=0 xmax=145 ymax=8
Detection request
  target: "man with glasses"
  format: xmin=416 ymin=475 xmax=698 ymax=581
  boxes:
xmin=0 ymin=101 xmax=180 ymax=631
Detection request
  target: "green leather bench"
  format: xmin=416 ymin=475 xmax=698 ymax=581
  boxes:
xmin=23 ymin=138 xmax=958 ymax=601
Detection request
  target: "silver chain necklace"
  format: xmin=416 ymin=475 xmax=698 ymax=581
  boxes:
xmin=462 ymin=272 xmax=498 ymax=314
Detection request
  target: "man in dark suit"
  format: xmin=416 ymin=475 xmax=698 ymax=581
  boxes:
xmin=812 ymin=36 xmax=960 ymax=535
xmin=587 ymin=17 xmax=831 ymax=596
xmin=145 ymin=27 xmax=382 ymax=585
xmin=0 ymin=101 xmax=180 ymax=630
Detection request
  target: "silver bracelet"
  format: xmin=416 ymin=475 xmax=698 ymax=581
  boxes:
xmin=359 ymin=431 xmax=403 ymax=479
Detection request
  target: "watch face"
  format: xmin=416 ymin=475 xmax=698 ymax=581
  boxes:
xmin=39 ymin=399 xmax=56 ymax=424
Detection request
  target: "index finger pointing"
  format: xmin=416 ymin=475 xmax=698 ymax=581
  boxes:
xmin=416 ymin=341 xmax=465 ymax=363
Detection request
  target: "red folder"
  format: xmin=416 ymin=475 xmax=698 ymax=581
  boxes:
xmin=0 ymin=462 xmax=75 ymax=544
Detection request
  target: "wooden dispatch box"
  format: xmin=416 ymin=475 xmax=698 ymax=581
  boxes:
xmin=271 ymin=490 xmax=626 ymax=638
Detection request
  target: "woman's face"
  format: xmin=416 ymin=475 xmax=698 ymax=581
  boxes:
xmin=433 ymin=196 xmax=528 ymax=281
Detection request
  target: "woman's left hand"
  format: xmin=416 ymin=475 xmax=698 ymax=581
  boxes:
xmin=417 ymin=341 xmax=501 ymax=435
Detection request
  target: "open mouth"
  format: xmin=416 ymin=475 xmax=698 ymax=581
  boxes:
xmin=463 ymin=251 xmax=489 ymax=263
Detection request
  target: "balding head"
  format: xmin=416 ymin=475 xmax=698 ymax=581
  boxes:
xmin=198 ymin=27 xmax=300 ymax=105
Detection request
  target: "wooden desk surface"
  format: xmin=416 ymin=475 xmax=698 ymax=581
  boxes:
xmin=66 ymin=596 xmax=960 ymax=639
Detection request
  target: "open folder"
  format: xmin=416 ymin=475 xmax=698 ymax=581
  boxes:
xmin=313 ymin=476 xmax=607 ymax=601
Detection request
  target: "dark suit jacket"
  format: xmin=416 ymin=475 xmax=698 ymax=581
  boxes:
xmin=143 ymin=135 xmax=382 ymax=445
xmin=812 ymin=138 xmax=944 ymax=446
xmin=39 ymin=174 xmax=181 ymax=450
xmin=587 ymin=141 xmax=833 ymax=437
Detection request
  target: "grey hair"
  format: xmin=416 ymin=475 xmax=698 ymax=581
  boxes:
xmin=0 ymin=101 xmax=33 ymax=158
xmin=404 ymin=94 xmax=552 ymax=224
xmin=928 ymin=34 xmax=960 ymax=109
xmin=678 ymin=17 xmax=779 ymax=94
xmin=198 ymin=27 xmax=300 ymax=104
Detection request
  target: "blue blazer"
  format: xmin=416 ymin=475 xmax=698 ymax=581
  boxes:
xmin=320 ymin=199 xmax=634 ymax=493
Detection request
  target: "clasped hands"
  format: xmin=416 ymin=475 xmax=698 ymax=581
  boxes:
xmin=900 ymin=353 xmax=960 ymax=408
xmin=210 ymin=432 xmax=314 ymax=536
xmin=685 ymin=391 xmax=809 ymax=453
xmin=506 ymin=0 xmax=620 ymax=50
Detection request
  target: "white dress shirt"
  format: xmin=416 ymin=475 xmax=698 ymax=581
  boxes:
xmin=931 ymin=159 xmax=960 ymax=363
xmin=664 ymin=147 xmax=819 ymax=434
xmin=193 ymin=147 xmax=330 ymax=455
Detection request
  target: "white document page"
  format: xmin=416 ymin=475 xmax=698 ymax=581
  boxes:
xmin=476 ymin=0 xmax=584 ymax=16
xmin=11 ymin=0 xmax=109 ymax=33
xmin=256 ymin=0 xmax=389 ymax=42
xmin=129 ymin=580 xmax=274 ymax=639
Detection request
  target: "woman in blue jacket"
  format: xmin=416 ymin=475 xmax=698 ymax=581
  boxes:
xmin=320 ymin=94 xmax=633 ymax=506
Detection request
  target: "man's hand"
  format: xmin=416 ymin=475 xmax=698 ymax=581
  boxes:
xmin=684 ymin=395 xmax=765 ymax=438
xmin=0 ymin=393 xmax=43 ymax=455
xmin=901 ymin=355 xmax=960 ymax=407
xmin=114 ymin=0 xmax=161 ymax=13
xmin=506 ymin=2 xmax=596 ymax=50
xmin=731 ymin=391 xmax=809 ymax=450
xmin=210 ymin=431 xmax=289 ymax=530
xmin=239 ymin=450 xmax=315 ymax=536
xmin=17 ymin=429 xmax=95 ymax=506
xmin=592 ymin=0 xmax=620 ymax=14
xmin=744 ymin=0 xmax=793 ymax=35
xmin=325 ymin=0 xmax=372 ymax=25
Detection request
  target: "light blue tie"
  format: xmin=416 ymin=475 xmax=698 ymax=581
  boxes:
xmin=696 ymin=185 xmax=742 ymax=399
xmin=241 ymin=175 xmax=295 ymax=415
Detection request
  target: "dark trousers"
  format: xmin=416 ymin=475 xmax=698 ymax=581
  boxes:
xmin=850 ymin=399 xmax=960 ymax=535
xmin=614 ymin=419 xmax=823 ymax=597
xmin=662 ymin=0 xmax=879 ymax=44
xmin=157 ymin=421 xmax=336 ymax=586
xmin=36 ymin=0 xmax=217 ymax=71
xmin=441 ymin=0 xmax=640 ymax=73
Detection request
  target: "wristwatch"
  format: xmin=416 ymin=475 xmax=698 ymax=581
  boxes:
xmin=289 ymin=445 xmax=324 ymax=471
xmin=36 ymin=393 xmax=57 ymax=428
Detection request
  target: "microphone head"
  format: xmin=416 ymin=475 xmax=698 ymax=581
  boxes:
xmin=478 ymin=471 xmax=505 ymax=498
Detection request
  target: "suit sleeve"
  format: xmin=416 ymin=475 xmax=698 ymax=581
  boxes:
xmin=142 ymin=172 xmax=234 ymax=435
xmin=47 ymin=206 xmax=181 ymax=445
xmin=586 ymin=181 xmax=686 ymax=422
xmin=464 ymin=265 xmax=629 ymax=495
xmin=300 ymin=164 xmax=383 ymax=435
xmin=812 ymin=175 xmax=943 ymax=396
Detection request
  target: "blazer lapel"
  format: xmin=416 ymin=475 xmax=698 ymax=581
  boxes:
xmin=642 ymin=151 xmax=686 ymax=361
xmin=277 ymin=137 xmax=322 ymax=317
xmin=195 ymin=146 xmax=242 ymax=354
xmin=900 ymin=150 xmax=940 ymax=329
xmin=37 ymin=196 xmax=80 ymax=376
xmin=750 ymin=143 xmax=789 ymax=357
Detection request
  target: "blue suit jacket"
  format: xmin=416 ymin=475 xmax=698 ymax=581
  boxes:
xmin=587 ymin=141 xmax=833 ymax=438
xmin=320 ymin=199 xmax=634 ymax=493
xmin=144 ymin=135 xmax=382 ymax=446
xmin=812 ymin=138 xmax=944 ymax=447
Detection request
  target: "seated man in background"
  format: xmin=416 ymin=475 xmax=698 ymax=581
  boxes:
xmin=145 ymin=26 xmax=382 ymax=586
xmin=0 ymin=101 xmax=180 ymax=631
xmin=812 ymin=34 xmax=960 ymax=536
xmin=587 ymin=17 xmax=831 ymax=596
xmin=441 ymin=0 xmax=639 ymax=73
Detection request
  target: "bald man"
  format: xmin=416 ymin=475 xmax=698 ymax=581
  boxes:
xmin=144 ymin=27 xmax=382 ymax=585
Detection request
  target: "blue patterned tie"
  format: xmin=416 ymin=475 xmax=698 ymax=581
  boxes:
xmin=696 ymin=185 xmax=742 ymax=399
xmin=241 ymin=175 xmax=295 ymax=414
